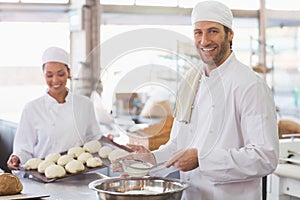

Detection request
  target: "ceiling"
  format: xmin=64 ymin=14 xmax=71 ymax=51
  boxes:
xmin=0 ymin=3 xmax=300 ymax=28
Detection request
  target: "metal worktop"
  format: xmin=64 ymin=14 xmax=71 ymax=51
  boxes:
xmin=16 ymin=172 xmax=106 ymax=200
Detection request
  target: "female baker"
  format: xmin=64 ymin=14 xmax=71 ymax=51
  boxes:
xmin=7 ymin=46 xmax=102 ymax=170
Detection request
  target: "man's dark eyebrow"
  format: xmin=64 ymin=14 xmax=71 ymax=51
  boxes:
xmin=208 ymin=26 xmax=220 ymax=30
xmin=193 ymin=28 xmax=202 ymax=32
xmin=193 ymin=26 xmax=220 ymax=32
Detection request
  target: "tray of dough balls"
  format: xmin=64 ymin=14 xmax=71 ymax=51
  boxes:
xmin=22 ymin=137 xmax=132 ymax=183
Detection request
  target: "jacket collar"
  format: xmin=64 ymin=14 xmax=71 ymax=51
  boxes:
xmin=204 ymin=52 xmax=234 ymax=78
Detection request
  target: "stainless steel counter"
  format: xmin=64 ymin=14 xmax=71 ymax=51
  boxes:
xmin=17 ymin=172 xmax=106 ymax=200
xmin=4 ymin=170 xmax=179 ymax=200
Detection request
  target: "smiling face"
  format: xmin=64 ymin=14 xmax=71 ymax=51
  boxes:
xmin=193 ymin=21 xmax=233 ymax=72
xmin=43 ymin=62 xmax=70 ymax=102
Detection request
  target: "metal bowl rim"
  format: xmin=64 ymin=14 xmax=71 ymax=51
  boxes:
xmin=88 ymin=176 xmax=189 ymax=196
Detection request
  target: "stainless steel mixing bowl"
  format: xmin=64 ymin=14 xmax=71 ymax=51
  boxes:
xmin=89 ymin=176 xmax=188 ymax=200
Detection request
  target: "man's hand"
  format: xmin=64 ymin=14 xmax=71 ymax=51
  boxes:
xmin=111 ymin=144 xmax=156 ymax=173
xmin=126 ymin=144 xmax=151 ymax=154
xmin=165 ymin=148 xmax=199 ymax=172
xmin=111 ymin=152 xmax=156 ymax=172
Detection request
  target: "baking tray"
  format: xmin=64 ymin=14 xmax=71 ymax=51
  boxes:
xmin=24 ymin=137 xmax=132 ymax=183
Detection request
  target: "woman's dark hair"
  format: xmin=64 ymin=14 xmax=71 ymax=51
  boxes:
xmin=42 ymin=64 xmax=69 ymax=71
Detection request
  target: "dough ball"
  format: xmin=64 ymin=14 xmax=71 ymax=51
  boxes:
xmin=45 ymin=165 xmax=66 ymax=179
xmin=98 ymin=146 xmax=113 ymax=158
xmin=0 ymin=173 xmax=23 ymax=195
xmin=108 ymin=149 xmax=129 ymax=161
xmin=23 ymin=158 xmax=43 ymax=170
xmin=65 ymin=160 xmax=85 ymax=174
xmin=67 ymin=146 xmax=85 ymax=158
xmin=38 ymin=160 xmax=55 ymax=174
xmin=86 ymin=157 xmax=103 ymax=168
xmin=83 ymin=140 xmax=102 ymax=153
xmin=77 ymin=152 xmax=93 ymax=164
xmin=57 ymin=155 xmax=74 ymax=166
xmin=45 ymin=153 xmax=61 ymax=163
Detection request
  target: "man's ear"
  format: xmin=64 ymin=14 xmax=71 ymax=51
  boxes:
xmin=228 ymin=29 xmax=234 ymax=41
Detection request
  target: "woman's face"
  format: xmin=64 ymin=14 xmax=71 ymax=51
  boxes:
xmin=43 ymin=62 xmax=70 ymax=97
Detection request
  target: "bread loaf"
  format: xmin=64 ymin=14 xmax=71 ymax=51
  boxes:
xmin=278 ymin=119 xmax=300 ymax=139
xmin=0 ymin=173 xmax=23 ymax=195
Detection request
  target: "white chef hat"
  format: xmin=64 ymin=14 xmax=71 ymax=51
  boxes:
xmin=42 ymin=46 xmax=70 ymax=66
xmin=191 ymin=1 xmax=233 ymax=29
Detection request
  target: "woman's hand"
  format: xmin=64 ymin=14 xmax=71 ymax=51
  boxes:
xmin=106 ymin=134 xmax=114 ymax=141
xmin=7 ymin=155 xmax=21 ymax=170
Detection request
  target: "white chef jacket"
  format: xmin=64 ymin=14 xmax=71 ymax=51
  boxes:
xmin=12 ymin=90 xmax=102 ymax=164
xmin=153 ymin=53 xmax=279 ymax=200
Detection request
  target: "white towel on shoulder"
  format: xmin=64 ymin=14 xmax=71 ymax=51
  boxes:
xmin=174 ymin=67 xmax=202 ymax=123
